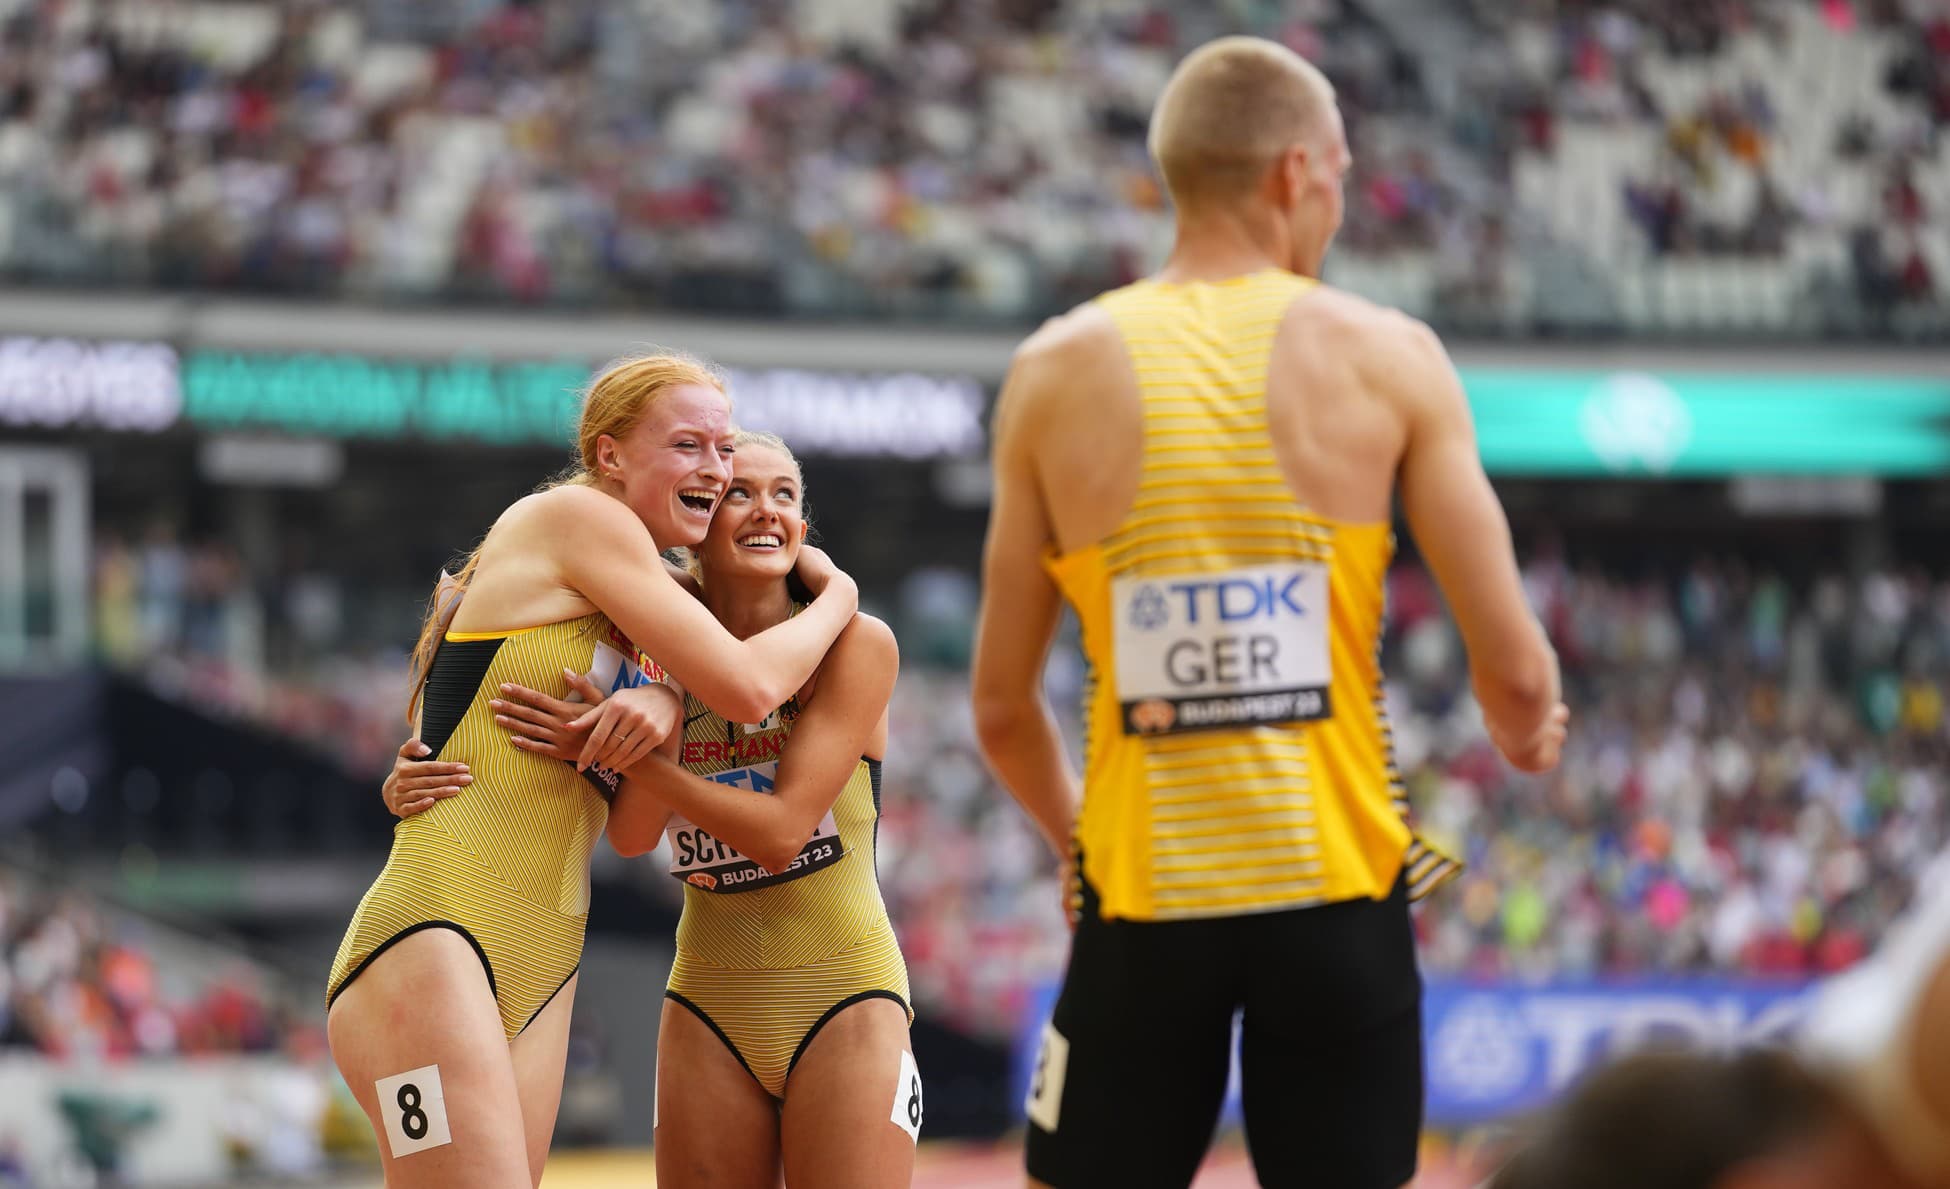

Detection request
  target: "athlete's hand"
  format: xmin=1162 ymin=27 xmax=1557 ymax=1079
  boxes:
xmin=793 ymin=545 xmax=853 ymax=600
xmin=493 ymin=672 xmax=679 ymax=774
xmin=382 ymin=739 xmax=471 ymax=818
xmin=570 ymin=675 xmax=682 ymax=774
xmin=1490 ymin=702 xmax=1570 ymax=773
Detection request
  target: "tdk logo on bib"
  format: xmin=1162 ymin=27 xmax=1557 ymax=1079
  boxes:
xmin=1128 ymin=574 xmax=1312 ymax=629
xmin=1111 ymin=563 xmax=1332 ymax=736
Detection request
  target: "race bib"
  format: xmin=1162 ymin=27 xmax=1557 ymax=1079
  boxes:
xmin=663 ymin=762 xmax=845 ymax=892
xmin=1110 ymin=563 xmax=1331 ymax=735
xmin=573 ymin=628 xmax=668 ymax=800
xmin=588 ymin=625 xmax=669 ymax=696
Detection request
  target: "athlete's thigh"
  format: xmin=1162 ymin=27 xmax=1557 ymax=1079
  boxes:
xmin=1238 ymin=889 xmax=1423 ymax=1189
xmin=507 ymin=972 xmax=577 ymax=1186
xmin=327 ymin=927 xmax=530 ymax=1189
xmin=779 ymin=996 xmax=917 ymax=1189
xmin=1239 ymin=996 xmax=1421 ymax=1189
xmin=653 ymin=996 xmax=782 ymax=1189
xmin=1024 ymin=906 xmax=1237 ymax=1189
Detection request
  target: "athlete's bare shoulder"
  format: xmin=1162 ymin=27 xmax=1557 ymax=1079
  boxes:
xmin=1291 ymin=283 xmax=1441 ymax=363
xmin=480 ymin=483 xmax=641 ymax=560
xmin=1014 ymin=300 xmax=1123 ymax=380
xmin=521 ymin=481 xmax=635 ymax=531
xmin=1284 ymin=283 xmax=1453 ymax=406
xmin=804 ymin=611 xmax=898 ymax=709
xmin=836 ymin=611 xmax=898 ymax=663
xmin=1006 ymin=300 xmax=1131 ymax=434
xmin=1016 ymin=300 xmax=1120 ymax=364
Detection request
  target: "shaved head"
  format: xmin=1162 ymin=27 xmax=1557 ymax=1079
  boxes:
xmin=1148 ymin=37 xmax=1338 ymax=209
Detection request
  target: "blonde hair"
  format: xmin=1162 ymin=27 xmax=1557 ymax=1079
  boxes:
xmin=682 ymin=429 xmax=807 ymax=586
xmin=406 ymin=351 xmax=727 ymax=722
xmin=1147 ymin=36 xmax=1337 ymax=209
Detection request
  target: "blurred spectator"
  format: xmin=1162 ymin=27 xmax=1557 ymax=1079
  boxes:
xmin=1406 ymin=557 xmax=1948 ymax=985
xmin=0 ymin=867 xmax=310 ymax=1058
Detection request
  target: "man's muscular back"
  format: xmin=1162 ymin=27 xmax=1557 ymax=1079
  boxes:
xmin=1005 ymin=282 xmax=1426 ymax=551
xmin=996 ymin=276 xmax=1561 ymax=771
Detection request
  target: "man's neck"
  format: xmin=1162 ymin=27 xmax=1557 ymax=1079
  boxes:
xmin=1155 ymin=206 xmax=1296 ymax=284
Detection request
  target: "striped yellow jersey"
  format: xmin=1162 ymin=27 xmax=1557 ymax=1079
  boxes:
xmin=660 ymin=679 xmax=910 ymax=1095
xmin=328 ymin=612 xmax=657 ymax=1037
xmin=663 ymin=690 xmax=900 ymax=970
xmin=1045 ymin=268 xmax=1460 ymax=922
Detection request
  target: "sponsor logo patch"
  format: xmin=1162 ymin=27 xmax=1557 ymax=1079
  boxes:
xmin=1110 ymin=563 xmax=1332 ymax=736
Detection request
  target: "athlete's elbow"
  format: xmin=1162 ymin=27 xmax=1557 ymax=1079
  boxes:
xmin=701 ymin=677 xmax=782 ymax=730
xmin=971 ymin=689 xmax=1034 ymax=759
xmin=753 ymin=817 xmax=824 ymax=875
xmin=606 ymin=825 xmax=656 ymax=859
xmin=752 ymin=837 xmax=801 ymax=875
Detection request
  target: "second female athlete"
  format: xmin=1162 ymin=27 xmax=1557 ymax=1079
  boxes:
xmin=387 ymin=430 xmax=918 ymax=1189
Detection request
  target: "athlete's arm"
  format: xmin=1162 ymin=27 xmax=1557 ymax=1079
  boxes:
xmin=545 ymin=484 xmax=858 ymax=724
xmin=495 ymin=674 xmax=684 ymax=774
xmin=970 ymin=336 xmax=1082 ymax=855
xmin=379 ymin=672 xmax=686 ymax=819
xmin=622 ymin=615 xmax=898 ymax=873
xmin=607 ymin=724 xmax=680 ymax=857
xmin=1389 ymin=319 xmax=1565 ymax=771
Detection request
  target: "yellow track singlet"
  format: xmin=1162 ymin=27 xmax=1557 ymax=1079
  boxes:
xmin=662 ymin=683 xmax=909 ymax=1097
xmin=1046 ymin=269 xmax=1461 ymax=922
xmin=328 ymin=613 xmax=654 ymax=1037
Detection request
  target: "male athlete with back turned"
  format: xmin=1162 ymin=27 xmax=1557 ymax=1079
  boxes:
xmin=972 ymin=35 xmax=1569 ymax=1189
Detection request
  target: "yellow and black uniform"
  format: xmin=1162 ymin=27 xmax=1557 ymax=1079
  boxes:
xmin=660 ymin=684 xmax=909 ymax=1099
xmin=327 ymin=613 xmax=655 ymax=1039
xmin=1024 ymin=270 xmax=1457 ymax=1189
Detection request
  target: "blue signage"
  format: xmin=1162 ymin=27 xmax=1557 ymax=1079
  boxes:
xmin=1016 ymin=979 xmax=1820 ymax=1128
xmin=1422 ymin=981 xmax=1816 ymax=1123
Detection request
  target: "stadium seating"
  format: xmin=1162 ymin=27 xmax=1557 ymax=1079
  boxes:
xmin=0 ymin=0 xmax=1937 ymax=332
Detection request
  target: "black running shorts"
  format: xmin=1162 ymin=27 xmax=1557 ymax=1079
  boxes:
xmin=1024 ymin=871 xmax=1422 ymax=1189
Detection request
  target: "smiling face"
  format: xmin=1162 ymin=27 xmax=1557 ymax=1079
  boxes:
xmin=593 ymin=383 xmax=734 ymax=547
xmin=697 ymin=440 xmax=805 ymax=584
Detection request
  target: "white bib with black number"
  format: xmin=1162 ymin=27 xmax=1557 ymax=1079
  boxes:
xmin=1110 ymin=562 xmax=1331 ymax=736
xmin=663 ymin=761 xmax=844 ymax=892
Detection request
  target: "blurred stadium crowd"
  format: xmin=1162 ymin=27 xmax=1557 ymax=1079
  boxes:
xmin=1404 ymin=555 xmax=1946 ymax=983
xmin=0 ymin=0 xmax=1942 ymax=331
xmin=51 ymin=525 xmax=1950 ymax=1045
xmin=0 ymin=864 xmax=305 ymax=1058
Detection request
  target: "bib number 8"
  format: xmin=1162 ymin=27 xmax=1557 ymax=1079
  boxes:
xmin=398 ymin=1083 xmax=429 ymax=1141
xmin=890 ymin=1049 xmax=924 ymax=1141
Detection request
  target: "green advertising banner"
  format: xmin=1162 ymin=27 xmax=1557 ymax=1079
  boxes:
xmin=1468 ymin=371 xmax=1950 ymax=476
xmin=181 ymin=353 xmax=590 ymax=446
xmin=9 ymin=336 xmax=1942 ymax=475
xmin=176 ymin=350 xmax=987 ymax=459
